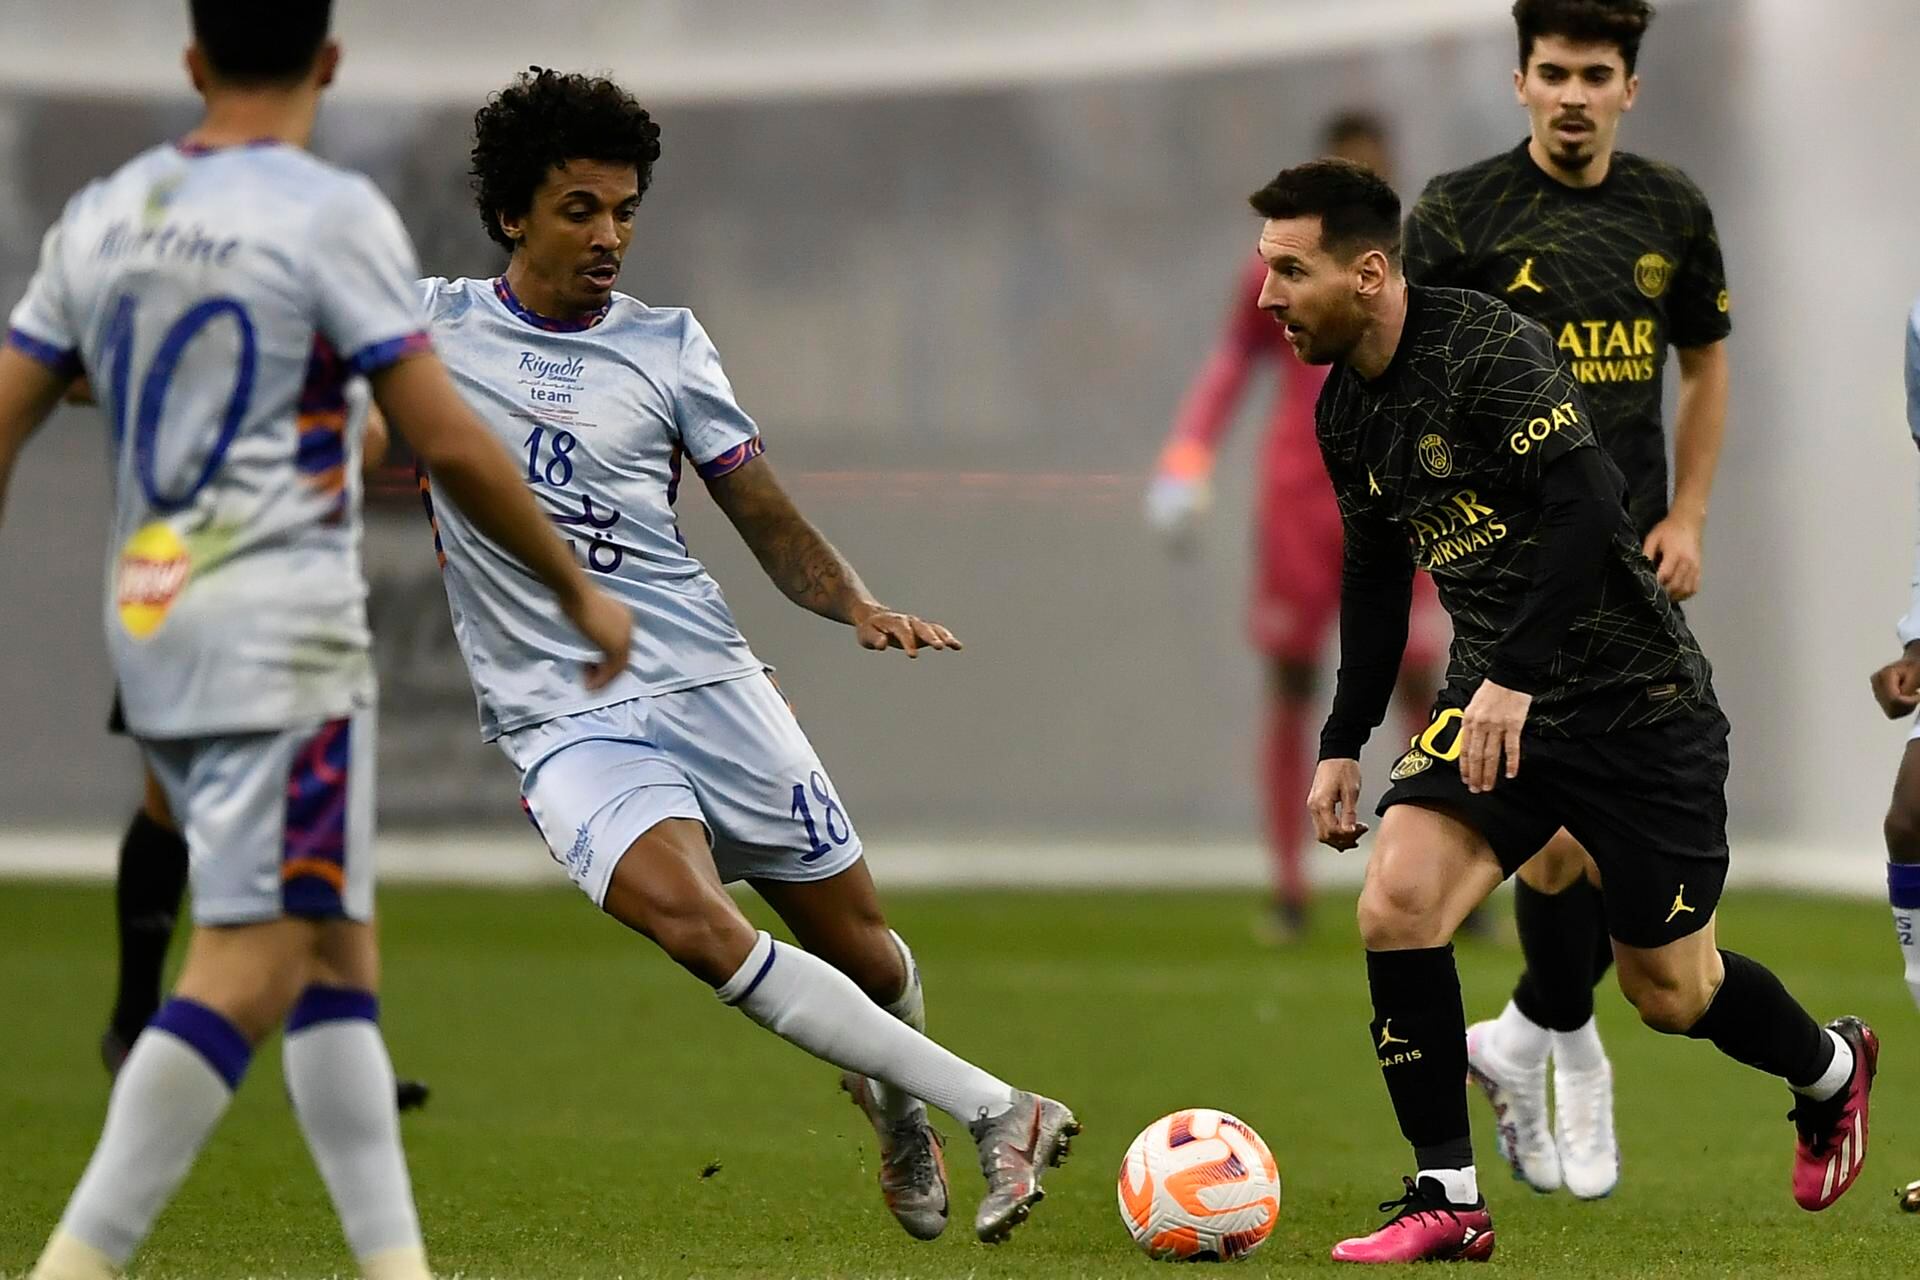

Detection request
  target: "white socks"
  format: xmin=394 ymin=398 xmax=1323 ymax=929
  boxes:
xmin=283 ymin=988 xmax=425 ymax=1271
xmin=43 ymin=1003 xmax=248 ymax=1270
xmin=867 ymin=930 xmax=930 ymax=1124
xmin=1791 ymin=1029 xmax=1855 ymax=1102
xmin=1551 ymin=1019 xmax=1608 ymax=1074
xmin=1419 ymin=1165 xmax=1480 ymax=1205
xmin=1492 ymin=1000 xmax=1552 ymax=1068
xmin=719 ymin=930 xmax=1014 ymax=1124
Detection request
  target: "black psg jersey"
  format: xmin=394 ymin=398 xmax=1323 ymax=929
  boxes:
xmin=1405 ymin=142 xmax=1731 ymax=534
xmin=1316 ymin=286 xmax=1714 ymax=739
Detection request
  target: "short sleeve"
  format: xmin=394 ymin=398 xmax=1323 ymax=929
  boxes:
xmin=676 ymin=314 xmax=764 ymax=479
xmin=1403 ymin=179 xmax=1470 ymax=288
xmin=309 ymin=178 xmax=431 ymax=375
xmin=6 ymin=219 xmax=83 ymax=379
xmin=1458 ymin=305 xmax=1598 ymax=485
xmin=1667 ymin=183 xmax=1732 ymax=349
xmin=1906 ymin=300 xmax=1920 ymax=445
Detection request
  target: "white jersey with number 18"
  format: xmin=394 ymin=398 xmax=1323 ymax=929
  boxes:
xmin=417 ymin=275 xmax=765 ymax=741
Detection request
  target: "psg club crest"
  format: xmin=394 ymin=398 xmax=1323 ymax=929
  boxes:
xmin=1634 ymin=252 xmax=1674 ymax=299
xmin=1417 ymin=434 xmax=1453 ymax=478
xmin=1390 ymin=747 xmax=1433 ymax=781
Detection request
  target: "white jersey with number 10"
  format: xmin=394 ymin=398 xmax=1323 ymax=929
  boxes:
xmin=6 ymin=139 xmax=430 ymax=739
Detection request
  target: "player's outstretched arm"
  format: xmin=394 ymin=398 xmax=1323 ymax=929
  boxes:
xmin=369 ymin=354 xmax=630 ymax=686
xmin=0 ymin=345 xmax=75 ymax=527
xmin=707 ymin=454 xmax=960 ymax=657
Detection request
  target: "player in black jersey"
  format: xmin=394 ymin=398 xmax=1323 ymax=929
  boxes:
xmin=1244 ymin=159 xmax=1873 ymax=1263
xmin=1403 ymin=0 xmax=1732 ymax=1199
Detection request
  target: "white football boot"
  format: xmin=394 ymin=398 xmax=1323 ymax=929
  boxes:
xmin=1466 ymin=1020 xmax=1562 ymax=1193
xmin=1553 ymin=1055 xmax=1620 ymax=1199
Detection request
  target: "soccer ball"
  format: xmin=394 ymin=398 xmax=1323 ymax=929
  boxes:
xmin=1117 ymin=1109 xmax=1281 ymax=1262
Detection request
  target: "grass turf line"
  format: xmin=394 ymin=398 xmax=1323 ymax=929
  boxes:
xmin=0 ymin=881 xmax=1912 ymax=1277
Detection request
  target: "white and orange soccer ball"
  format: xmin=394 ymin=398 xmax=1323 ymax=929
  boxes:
xmin=1117 ymin=1109 xmax=1281 ymax=1262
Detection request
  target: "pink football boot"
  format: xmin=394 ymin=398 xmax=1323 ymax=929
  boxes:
xmin=1331 ymin=1176 xmax=1495 ymax=1264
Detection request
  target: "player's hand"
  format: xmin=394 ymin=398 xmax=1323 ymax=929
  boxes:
xmin=1308 ymin=758 xmax=1368 ymax=851
xmin=1144 ymin=473 xmax=1209 ymax=556
xmin=562 ymin=584 xmax=632 ymax=689
xmin=1871 ymin=643 xmax=1920 ymax=719
xmin=1641 ymin=514 xmax=1703 ymax=602
xmin=854 ymin=604 xmax=962 ymax=658
xmin=1460 ymin=679 xmax=1533 ymax=794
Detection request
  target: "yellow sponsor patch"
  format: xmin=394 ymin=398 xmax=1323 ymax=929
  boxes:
xmin=1390 ymin=748 xmax=1433 ymax=781
xmin=115 ymin=521 xmax=191 ymax=639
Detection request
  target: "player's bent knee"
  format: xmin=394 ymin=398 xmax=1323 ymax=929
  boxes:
xmin=174 ymin=927 xmax=320 ymax=1042
xmin=310 ymin=921 xmax=381 ymax=994
xmin=603 ymin=858 xmax=757 ymax=986
xmin=1356 ymin=867 xmax=1447 ymax=950
xmin=1618 ymin=969 xmax=1713 ymax=1034
xmin=647 ymin=912 xmax=753 ymax=986
xmin=840 ymin=925 xmax=909 ymax=1004
xmin=1517 ymin=833 xmax=1588 ymax=893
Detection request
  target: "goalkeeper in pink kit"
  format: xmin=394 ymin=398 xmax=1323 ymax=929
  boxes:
xmin=1147 ymin=114 xmax=1445 ymax=940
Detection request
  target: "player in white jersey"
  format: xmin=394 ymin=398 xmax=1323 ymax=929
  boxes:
xmin=91 ymin=395 xmax=430 ymax=1112
xmin=415 ymin=69 xmax=1078 ymax=1245
xmin=0 ymin=7 xmax=628 ymax=1280
xmin=1870 ymin=295 xmax=1920 ymax=1210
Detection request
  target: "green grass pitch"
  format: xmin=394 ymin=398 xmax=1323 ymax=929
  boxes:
xmin=1 ymin=880 xmax=1914 ymax=1278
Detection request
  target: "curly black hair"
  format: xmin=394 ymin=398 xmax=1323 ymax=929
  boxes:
xmin=1513 ymin=0 xmax=1656 ymax=75
xmin=470 ymin=68 xmax=663 ymax=252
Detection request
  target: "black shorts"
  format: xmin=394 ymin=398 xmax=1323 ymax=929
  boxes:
xmin=1379 ymin=705 xmax=1730 ymax=949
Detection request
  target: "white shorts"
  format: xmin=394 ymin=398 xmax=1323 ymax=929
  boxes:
xmin=501 ymin=674 xmax=864 ymax=905
xmin=140 ymin=707 xmax=377 ymax=927
xmin=1909 ymin=708 xmax=1920 ymax=743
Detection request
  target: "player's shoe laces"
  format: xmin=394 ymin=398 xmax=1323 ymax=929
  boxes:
xmin=1465 ymin=1021 xmax=1561 ymax=1193
xmin=966 ymin=1090 xmax=1079 ymax=1243
xmin=841 ymin=1072 xmax=950 ymax=1240
xmin=1790 ymin=1016 xmax=1878 ymax=1211
xmin=1330 ymin=1176 xmax=1496 ymax=1264
xmin=1553 ymin=1057 xmax=1619 ymax=1199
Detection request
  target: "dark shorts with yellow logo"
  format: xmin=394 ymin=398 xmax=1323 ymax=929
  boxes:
xmin=1379 ymin=705 xmax=1730 ymax=949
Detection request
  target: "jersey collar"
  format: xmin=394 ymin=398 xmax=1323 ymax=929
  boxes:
xmin=173 ymin=137 xmax=286 ymax=156
xmin=492 ymin=276 xmax=610 ymax=333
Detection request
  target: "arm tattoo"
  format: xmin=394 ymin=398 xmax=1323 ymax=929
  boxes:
xmin=708 ymin=456 xmax=876 ymax=625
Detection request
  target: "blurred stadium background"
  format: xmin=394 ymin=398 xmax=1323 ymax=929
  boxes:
xmin=0 ymin=0 xmax=1915 ymax=894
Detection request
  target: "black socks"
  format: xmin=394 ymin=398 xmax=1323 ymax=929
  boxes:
xmin=1367 ymin=945 xmax=1472 ymax=1171
xmin=109 ymin=810 xmax=190 ymax=1038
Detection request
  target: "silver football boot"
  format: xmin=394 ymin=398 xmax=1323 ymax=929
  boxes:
xmin=966 ymin=1089 xmax=1080 ymax=1243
